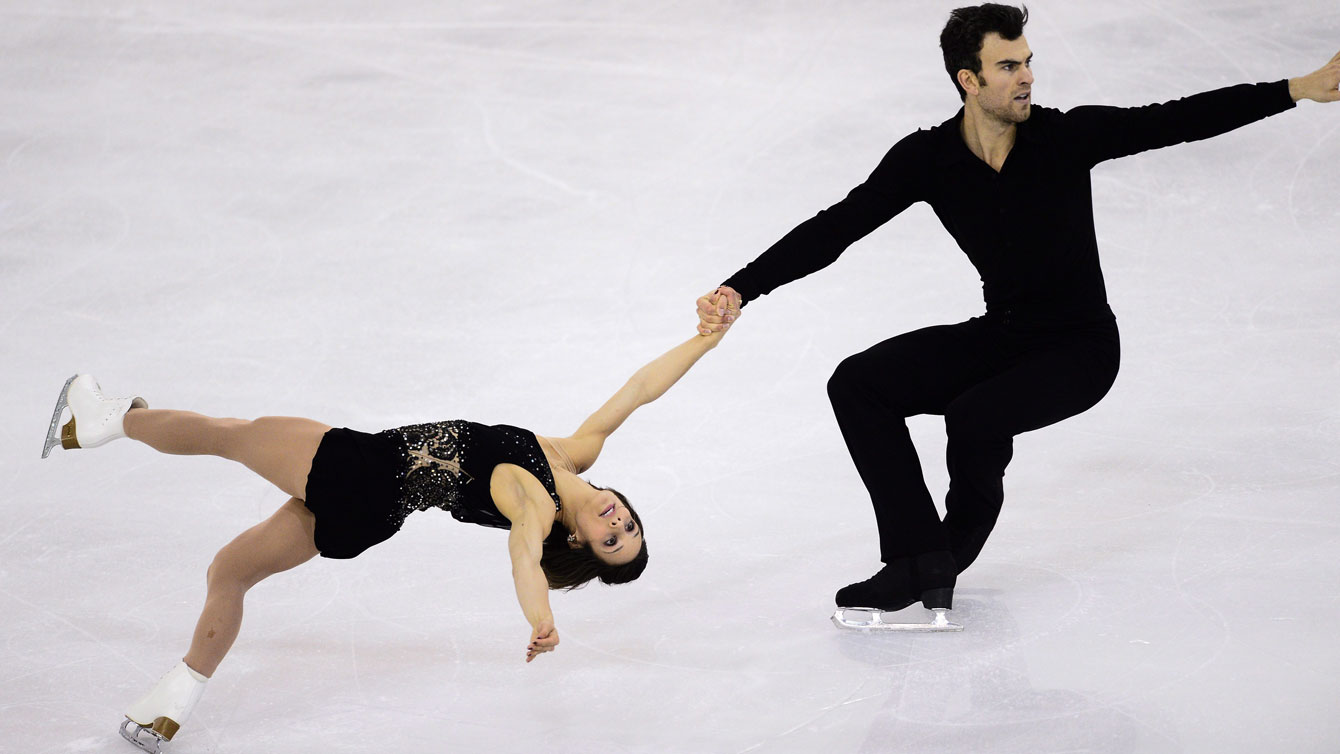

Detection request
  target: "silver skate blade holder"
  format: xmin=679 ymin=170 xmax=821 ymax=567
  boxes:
xmin=41 ymin=374 xmax=77 ymax=459
xmin=831 ymin=606 xmax=964 ymax=632
xmin=119 ymin=718 xmax=165 ymax=754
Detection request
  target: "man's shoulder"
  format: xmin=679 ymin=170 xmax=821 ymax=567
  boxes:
xmin=875 ymin=118 xmax=948 ymax=160
xmin=1016 ymin=104 xmax=1069 ymax=143
xmin=923 ymin=108 xmax=963 ymax=135
xmin=891 ymin=110 xmax=961 ymax=151
xmin=1027 ymin=104 xmax=1066 ymax=124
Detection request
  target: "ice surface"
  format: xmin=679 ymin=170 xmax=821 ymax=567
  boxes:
xmin=3 ymin=1 xmax=1338 ymax=752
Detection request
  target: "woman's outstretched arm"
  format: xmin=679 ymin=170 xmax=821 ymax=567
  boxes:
xmin=559 ymin=328 xmax=726 ymax=473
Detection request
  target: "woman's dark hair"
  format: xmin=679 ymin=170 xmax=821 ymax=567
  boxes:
xmin=540 ymin=486 xmax=648 ymax=590
xmin=940 ymin=4 xmax=1029 ymax=101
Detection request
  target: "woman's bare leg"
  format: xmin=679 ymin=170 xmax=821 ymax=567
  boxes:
xmin=122 ymin=411 xmax=330 ymax=674
xmin=183 ymin=498 xmax=319 ymax=677
xmin=123 ymin=410 xmax=330 ymax=500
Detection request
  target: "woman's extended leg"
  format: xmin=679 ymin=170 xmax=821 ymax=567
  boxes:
xmin=183 ymin=497 xmax=319 ymax=677
xmin=123 ymin=411 xmax=330 ymax=500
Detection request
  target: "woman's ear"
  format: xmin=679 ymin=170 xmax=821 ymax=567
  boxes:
xmin=567 ymin=532 xmax=581 ymax=550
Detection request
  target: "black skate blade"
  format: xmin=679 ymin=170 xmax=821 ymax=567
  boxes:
xmin=41 ymin=375 xmax=77 ymax=459
xmin=119 ymin=718 xmax=165 ymax=754
xmin=831 ymin=607 xmax=963 ymax=632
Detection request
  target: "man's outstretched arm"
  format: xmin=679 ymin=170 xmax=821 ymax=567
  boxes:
xmin=1065 ymin=49 xmax=1338 ymax=166
xmin=695 ymin=130 xmax=933 ymax=334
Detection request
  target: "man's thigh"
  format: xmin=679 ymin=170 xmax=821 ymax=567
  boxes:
xmin=834 ymin=318 xmax=999 ymax=418
xmin=947 ymin=336 xmax=1119 ymax=438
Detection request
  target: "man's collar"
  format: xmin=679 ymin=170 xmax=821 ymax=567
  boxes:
xmin=936 ymin=105 xmax=1041 ymax=167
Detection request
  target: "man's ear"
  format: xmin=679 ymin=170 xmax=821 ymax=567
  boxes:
xmin=958 ymin=68 xmax=982 ymax=97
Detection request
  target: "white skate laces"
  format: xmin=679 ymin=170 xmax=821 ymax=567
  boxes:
xmin=120 ymin=661 xmax=208 ymax=753
xmin=40 ymin=374 xmax=147 ymax=458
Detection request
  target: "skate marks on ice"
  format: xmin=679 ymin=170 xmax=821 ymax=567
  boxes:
xmin=3 ymin=1 xmax=1339 ymax=753
xmin=824 ymin=561 xmax=1234 ymax=741
xmin=828 ymin=593 xmax=1167 ymax=753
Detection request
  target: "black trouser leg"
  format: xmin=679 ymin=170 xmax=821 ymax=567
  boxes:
xmin=943 ymin=335 xmax=1119 ymax=571
xmin=827 ymin=321 xmax=992 ymax=562
xmin=828 ymin=316 xmax=1119 ymax=579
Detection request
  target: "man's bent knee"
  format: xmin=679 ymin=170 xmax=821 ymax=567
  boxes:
xmin=828 ymin=354 xmax=920 ymax=419
xmin=827 ymin=354 xmax=873 ymax=403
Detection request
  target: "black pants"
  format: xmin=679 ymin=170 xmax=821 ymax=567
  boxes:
xmin=826 ymin=311 xmax=1120 ymax=574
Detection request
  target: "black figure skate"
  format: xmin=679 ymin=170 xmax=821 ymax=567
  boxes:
xmin=831 ymin=552 xmax=963 ymax=632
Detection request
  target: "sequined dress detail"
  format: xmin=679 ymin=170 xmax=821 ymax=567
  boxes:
xmin=301 ymin=420 xmax=562 ymax=559
xmin=378 ymin=420 xmax=562 ymax=531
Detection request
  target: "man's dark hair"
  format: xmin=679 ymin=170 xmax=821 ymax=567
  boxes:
xmin=940 ymin=4 xmax=1029 ymax=101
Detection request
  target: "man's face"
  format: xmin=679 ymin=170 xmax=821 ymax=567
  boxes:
xmin=967 ymin=32 xmax=1034 ymax=124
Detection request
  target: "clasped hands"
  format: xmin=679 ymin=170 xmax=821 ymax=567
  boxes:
xmin=696 ymin=286 xmax=742 ymax=336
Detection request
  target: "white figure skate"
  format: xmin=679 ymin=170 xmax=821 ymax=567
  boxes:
xmin=119 ymin=662 xmax=208 ymax=753
xmin=831 ymin=606 xmax=964 ymax=632
xmin=41 ymin=374 xmax=147 ymax=458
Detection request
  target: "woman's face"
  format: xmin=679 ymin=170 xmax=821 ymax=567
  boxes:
xmin=575 ymin=488 xmax=642 ymax=565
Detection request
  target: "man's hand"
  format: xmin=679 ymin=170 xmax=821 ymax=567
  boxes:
xmin=526 ymin=620 xmax=559 ymax=663
xmin=696 ymin=286 xmax=742 ymax=336
xmin=1289 ymin=50 xmax=1340 ymax=103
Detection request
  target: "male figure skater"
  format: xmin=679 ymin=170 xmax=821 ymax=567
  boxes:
xmin=696 ymin=4 xmax=1339 ymax=625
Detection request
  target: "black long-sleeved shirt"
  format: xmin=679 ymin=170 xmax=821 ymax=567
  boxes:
xmin=721 ymin=80 xmax=1296 ymax=323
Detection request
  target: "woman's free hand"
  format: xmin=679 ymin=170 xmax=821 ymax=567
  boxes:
xmin=526 ymin=620 xmax=559 ymax=663
xmin=697 ymin=286 xmax=741 ymax=336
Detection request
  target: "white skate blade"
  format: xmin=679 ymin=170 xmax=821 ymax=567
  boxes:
xmin=831 ymin=606 xmax=963 ymax=632
xmin=119 ymin=718 xmax=166 ymax=754
xmin=40 ymin=375 xmax=77 ymax=459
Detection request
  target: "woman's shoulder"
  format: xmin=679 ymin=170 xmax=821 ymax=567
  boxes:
xmin=490 ymin=462 xmax=560 ymax=527
xmin=535 ymin=434 xmax=581 ymax=475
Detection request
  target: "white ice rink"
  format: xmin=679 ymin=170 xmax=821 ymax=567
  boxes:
xmin=3 ymin=1 xmax=1338 ymax=752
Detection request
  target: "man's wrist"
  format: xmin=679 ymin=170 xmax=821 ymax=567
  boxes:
xmin=1287 ymin=77 xmax=1302 ymax=102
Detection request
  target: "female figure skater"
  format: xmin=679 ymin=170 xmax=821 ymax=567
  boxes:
xmin=41 ymin=319 xmax=728 ymax=753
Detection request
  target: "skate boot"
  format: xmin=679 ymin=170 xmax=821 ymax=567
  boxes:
xmin=119 ymin=661 xmax=207 ymax=753
xmin=834 ymin=559 xmax=918 ymax=613
xmin=41 ymin=374 xmax=147 ymax=458
xmin=912 ymin=551 xmax=957 ymax=610
xmin=832 ymin=552 xmax=963 ymax=632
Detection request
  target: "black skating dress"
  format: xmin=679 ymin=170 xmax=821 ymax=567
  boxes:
xmin=302 ymin=421 xmax=563 ymax=559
